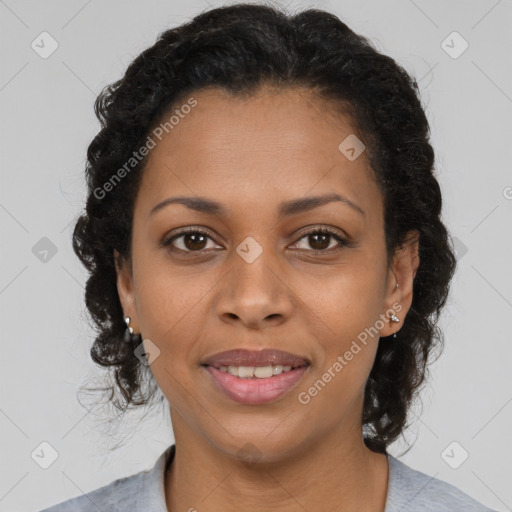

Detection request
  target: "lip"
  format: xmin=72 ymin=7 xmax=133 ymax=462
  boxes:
xmin=204 ymin=365 xmax=309 ymax=405
xmin=201 ymin=348 xmax=310 ymax=368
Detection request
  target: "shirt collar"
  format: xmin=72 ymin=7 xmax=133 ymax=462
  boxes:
xmin=137 ymin=444 xmax=175 ymax=511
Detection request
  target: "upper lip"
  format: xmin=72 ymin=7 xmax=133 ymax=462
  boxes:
xmin=201 ymin=349 xmax=310 ymax=368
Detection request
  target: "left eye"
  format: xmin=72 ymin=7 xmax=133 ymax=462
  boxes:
xmin=292 ymin=229 xmax=347 ymax=252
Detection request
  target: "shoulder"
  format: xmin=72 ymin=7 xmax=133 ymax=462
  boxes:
xmin=385 ymin=454 xmax=498 ymax=512
xmin=38 ymin=445 xmax=174 ymax=512
xmin=38 ymin=471 xmax=145 ymax=512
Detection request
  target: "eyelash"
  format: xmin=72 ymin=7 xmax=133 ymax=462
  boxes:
xmin=163 ymin=226 xmax=348 ymax=256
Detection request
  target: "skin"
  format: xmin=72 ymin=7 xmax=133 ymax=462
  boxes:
xmin=115 ymin=85 xmax=419 ymax=512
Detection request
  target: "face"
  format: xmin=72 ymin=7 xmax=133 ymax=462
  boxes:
xmin=115 ymin=85 xmax=418 ymax=461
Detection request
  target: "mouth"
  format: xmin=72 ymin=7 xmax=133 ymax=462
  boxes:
xmin=201 ymin=348 xmax=310 ymax=368
xmin=201 ymin=349 xmax=310 ymax=405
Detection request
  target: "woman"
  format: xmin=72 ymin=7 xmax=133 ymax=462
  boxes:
xmin=40 ymin=3 xmax=497 ymax=511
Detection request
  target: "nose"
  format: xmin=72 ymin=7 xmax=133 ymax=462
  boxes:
xmin=214 ymin=245 xmax=294 ymax=330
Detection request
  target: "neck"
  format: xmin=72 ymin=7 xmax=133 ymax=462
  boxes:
xmin=164 ymin=422 xmax=389 ymax=512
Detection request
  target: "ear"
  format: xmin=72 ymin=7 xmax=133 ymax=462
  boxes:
xmin=379 ymin=230 xmax=420 ymax=337
xmin=114 ymin=249 xmax=139 ymax=335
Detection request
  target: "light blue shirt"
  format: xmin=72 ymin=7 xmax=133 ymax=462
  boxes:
xmin=39 ymin=444 xmax=498 ymax=511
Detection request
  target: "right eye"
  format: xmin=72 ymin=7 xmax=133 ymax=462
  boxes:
xmin=162 ymin=227 xmax=222 ymax=253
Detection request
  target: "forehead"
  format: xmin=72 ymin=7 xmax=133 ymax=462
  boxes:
xmin=152 ymin=85 xmax=359 ymax=161
xmin=135 ymin=85 xmax=382 ymax=221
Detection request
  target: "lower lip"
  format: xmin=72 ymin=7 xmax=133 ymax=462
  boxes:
xmin=204 ymin=365 xmax=309 ymax=405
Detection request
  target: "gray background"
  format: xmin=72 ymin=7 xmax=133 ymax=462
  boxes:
xmin=1 ymin=0 xmax=511 ymax=510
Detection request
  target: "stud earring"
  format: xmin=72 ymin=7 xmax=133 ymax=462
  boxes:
xmin=124 ymin=316 xmax=135 ymax=342
xmin=389 ymin=309 xmax=400 ymax=340
xmin=125 ymin=316 xmax=133 ymax=333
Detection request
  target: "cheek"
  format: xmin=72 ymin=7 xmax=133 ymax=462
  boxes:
xmin=297 ymin=270 xmax=383 ymax=412
xmin=300 ymin=263 xmax=384 ymax=337
xmin=297 ymin=344 xmax=377 ymax=426
xmin=133 ymin=253 xmax=214 ymax=338
xmin=298 ymin=264 xmax=385 ymax=394
xmin=132 ymin=261 xmax=222 ymax=401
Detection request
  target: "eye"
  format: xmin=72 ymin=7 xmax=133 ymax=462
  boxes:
xmin=162 ymin=226 xmax=348 ymax=255
xmin=163 ymin=227 xmax=221 ymax=253
xmin=291 ymin=228 xmax=348 ymax=253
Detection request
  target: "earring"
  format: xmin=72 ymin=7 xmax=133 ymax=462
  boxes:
xmin=390 ymin=309 xmax=400 ymax=340
xmin=124 ymin=316 xmax=134 ymax=342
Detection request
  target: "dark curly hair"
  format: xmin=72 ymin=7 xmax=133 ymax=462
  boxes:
xmin=72 ymin=2 xmax=456 ymax=454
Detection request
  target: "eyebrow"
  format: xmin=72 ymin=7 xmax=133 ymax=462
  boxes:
xmin=148 ymin=192 xmax=365 ymax=218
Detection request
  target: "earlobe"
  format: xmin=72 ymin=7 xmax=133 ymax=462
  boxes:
xmin=381 ymin=230 xmax=420 ymax=338
xmin=114 ymin=250 xmax=137 ymax=330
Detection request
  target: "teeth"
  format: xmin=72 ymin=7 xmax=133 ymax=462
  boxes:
xmin=218 ymin=365 xmax=295 ymax=378
xmin=254 ymin=366 xmax=273 ymax=378
xmin=238 ymin=366 xmax=255 ymax=378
